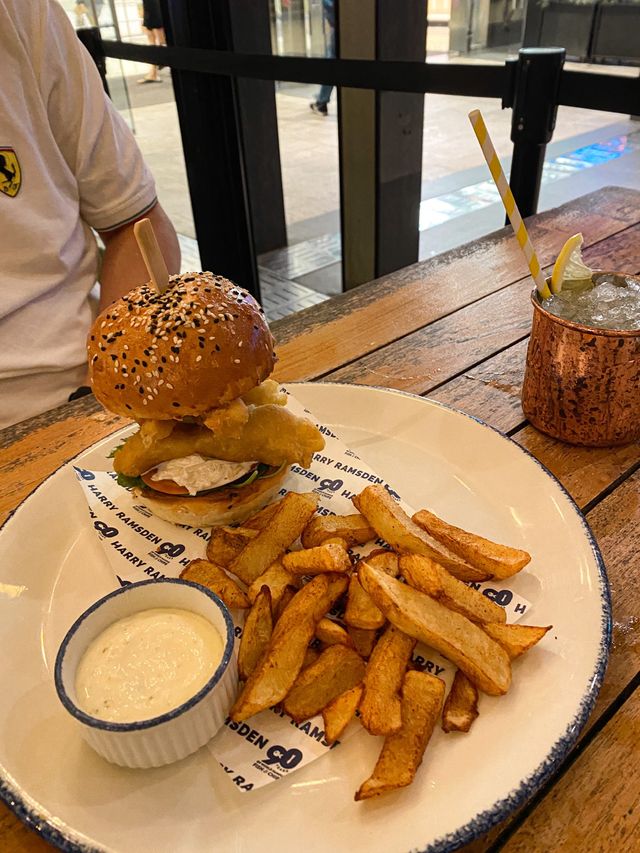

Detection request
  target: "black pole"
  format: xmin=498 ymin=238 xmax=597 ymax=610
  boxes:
xmin=161 ymin=0 xmax=260 ymax=299
xmin=507 ymin=47 xmax=565 ymax=220
xmin=76 ymin=27 xmax=110 ymax=97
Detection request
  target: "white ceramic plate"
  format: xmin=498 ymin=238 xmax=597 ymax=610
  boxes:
xmin=0 ymin=383 xmax=610 ymax=853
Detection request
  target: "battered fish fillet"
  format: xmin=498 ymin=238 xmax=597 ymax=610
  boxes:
xmin=241 ymin=379 xmax=287 ymax=407
xmin=114 ymin=404 xmax=324 ymax=476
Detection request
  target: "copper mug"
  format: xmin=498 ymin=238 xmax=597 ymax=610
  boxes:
xmin=522 ymin=272 xmax=640 ymax=447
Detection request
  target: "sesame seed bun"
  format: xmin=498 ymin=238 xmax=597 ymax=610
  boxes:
xmin=88 ymin=272 xmax=275 ymax=420
xmin=134 ymin=465 xmax=288 ymax=527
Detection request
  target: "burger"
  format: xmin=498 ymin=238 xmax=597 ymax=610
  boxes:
xmin=87 ymin=271 xmax=325 ymax=526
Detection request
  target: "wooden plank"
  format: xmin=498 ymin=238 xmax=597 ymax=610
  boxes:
xmin=0 ymin=396 xmax=125 ymax=526
xmin=327 ymin=274 xmax=532 ymax=390
xmin=513 ymin=427 xmax=640 ymax=509
xmin=0 ymin=811 xmax=50 ymax=853
xmin=326 ymin=222 xmax=640 ymax=393
xmin=583 ymin=469 xmax=640 ymax=719
xmin=272 ymin=187 xmax=640 ymax=382
xmin=500 ymin=688 xmax=640 ymax=852
xmin=428 ymin=339 xmax=528 ymax=434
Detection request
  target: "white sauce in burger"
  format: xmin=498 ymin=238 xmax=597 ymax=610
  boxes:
xmin=75 ymin=608 xmax=223 ymax=723
xmin=150 ymin=455 xmax=256 ymax=495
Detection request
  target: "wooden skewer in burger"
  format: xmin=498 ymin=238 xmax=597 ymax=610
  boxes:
xmin=87 ymin=219 xmax=324 ymax=527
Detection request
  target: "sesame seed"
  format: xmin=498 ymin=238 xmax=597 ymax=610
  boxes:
xmin=234 ymin=358 xmax=241 ymax=364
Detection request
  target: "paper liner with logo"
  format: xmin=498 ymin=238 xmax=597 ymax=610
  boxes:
xmin=74 ymin=388 xmax=532 ymax=792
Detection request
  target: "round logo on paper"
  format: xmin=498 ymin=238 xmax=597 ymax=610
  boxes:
xmin=94 ymin=521 xmax=118 ymax=539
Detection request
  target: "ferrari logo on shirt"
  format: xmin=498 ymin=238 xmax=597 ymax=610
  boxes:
xmin=0 ymin=148 xmax=20 ymax=197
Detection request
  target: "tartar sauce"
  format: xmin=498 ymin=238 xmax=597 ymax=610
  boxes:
xmin=75 ymin=608 xmax=224 ymax=723
xmin=151 ymin=455 xmax=256 ymax=495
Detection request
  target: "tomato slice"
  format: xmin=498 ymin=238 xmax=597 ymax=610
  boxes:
xmin=140 ymin=469 xmax=190 ymax=495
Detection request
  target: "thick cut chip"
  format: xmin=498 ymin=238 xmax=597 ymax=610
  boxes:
xmin=348 ymin=626 xmax=379 ymax=659
xmin=323 ymin=683 xmax=363 ymax=745
xmin=207 ymin=526 xmax=258 ymax=568
xmin=113 ymin=404 xmax=325 ymax=476
xmin=247 ymin=560 xmax=299 ymax=610
xmin=352 ymin=486 xmax=489 ymax=582
xmin=274 ymin=585 xmax=298 ymax=621
xmin=315 ymin=617 xmax=353 ymax=647
xmin=400 ymin=553 xmax=506 ymax=624
xmin=442 ymin=669 xmax=479 ymax=733
xmin=345 ymin=575 xmax=382 ymax=630
xmin=482 ymin=623 xmax=551 ymax=659
xmin=238 ymin=586 xmax=273 ymax=681
xmin=359 ymin=561 xmax=511 ymax=696
xmin=283 ymin=543 xmax=351 ymax=576
xmin=315 ymin=574 xmax=349 ymax=618
xmin=302 ymin=514 xmax=375 ymax=549
xmin=366 ymin=550 xmax=400 ymax=575
xmin=241 ymin=500 xmax=282 ymax=531
xmin=229 ymin=492 xmax=319 ymax=584
xmin=180 ymin=559 xmax=249 ymax=609
xmin=412 ymin=508 xmax=531 ymax=579
xmin=355 ymin=670 xmax=445 ymax=800
xmin=359 ymin=624 xmax=416 ymax=736
xmin=230 ymin=574 xmax=344 ymax=721
xmin=302 ymin=647 xmax=320 ymax=670
xmin=345 ymin=550 xmax=399 ymax=630
xmin=321 ymin=537 xmax=349 ymax=549
xmin=283 ymin=645 xmax=365 ymax=723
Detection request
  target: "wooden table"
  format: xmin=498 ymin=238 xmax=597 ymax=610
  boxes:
xmin=1 ymin=186 xmax=638 ymax=852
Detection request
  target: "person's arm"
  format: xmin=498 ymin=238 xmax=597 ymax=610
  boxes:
xmin=98 ymin=202 xmax=180 ymax=311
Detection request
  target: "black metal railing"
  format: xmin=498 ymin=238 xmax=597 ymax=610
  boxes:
xmin=81 ymin=19 xmax=639 ymax=297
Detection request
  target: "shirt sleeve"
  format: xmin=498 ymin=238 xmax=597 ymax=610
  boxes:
xmin=34 ymin=0 xmax=157 ymax=232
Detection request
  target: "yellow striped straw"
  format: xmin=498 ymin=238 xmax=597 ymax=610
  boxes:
xmin=468 ymin=109 xmax=551 ymax=299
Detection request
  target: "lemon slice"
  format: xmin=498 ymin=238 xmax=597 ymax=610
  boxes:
xmin=550 ymin=233 xmax=593 ymax=294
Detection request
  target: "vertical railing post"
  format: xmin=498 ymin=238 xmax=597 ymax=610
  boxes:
xmin=507 ymin=47 xmax=565 ymax=220
xmin=76 ymin=27 xmax=110 ymax=97
xmin=161 ymin=0 xmax=260 ymax=298
xmin=338 ymin=0 xmax=426 ymax=290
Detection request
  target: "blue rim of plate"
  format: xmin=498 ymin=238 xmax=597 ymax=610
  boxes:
xmin=0 ymin=382 xmax=612 ymax=853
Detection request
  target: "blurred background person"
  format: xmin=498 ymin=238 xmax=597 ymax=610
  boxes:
xmin=138 ymin=0 xmax=166 ymax=84
xmin=310 ymin=0 xmax=335 ymax=115
xmin=0 ymin=0 xmax=180 ymax=429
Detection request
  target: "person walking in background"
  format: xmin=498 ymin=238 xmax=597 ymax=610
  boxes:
xmin=310 ymin=0 xmax=335 ymax=116
xmin=0 ymin=0 xmax=180 ymax=428
xmin=138 ymin=0 xmax=166 ymax=84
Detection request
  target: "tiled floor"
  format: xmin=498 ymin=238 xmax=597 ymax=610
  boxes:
xmin=177 ymin=233 xmax=329 ymax=322
xmin=115 ymin=57 xmax=640 ymax=315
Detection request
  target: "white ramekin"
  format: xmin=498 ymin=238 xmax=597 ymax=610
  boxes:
xmin=54 ymin=578 xmax=237 ymax=769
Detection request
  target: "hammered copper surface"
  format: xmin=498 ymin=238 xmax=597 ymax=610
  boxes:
xmin=522 ymin=274 xmax=640 ymax=446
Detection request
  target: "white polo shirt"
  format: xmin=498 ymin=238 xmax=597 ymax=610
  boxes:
xmin=0 ymin=0 xmax=157 ymax=428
